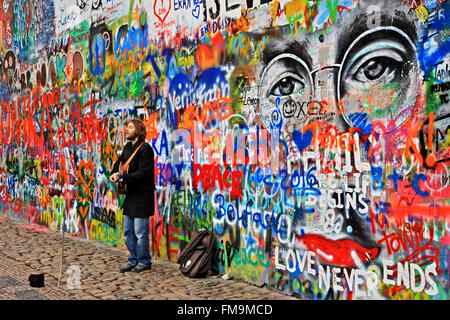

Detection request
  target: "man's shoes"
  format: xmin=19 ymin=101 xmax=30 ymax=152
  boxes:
xmin=131 ymin=265 xmax=152 ymax=273
xmin=119 ymin=264 xmax=137 ymax=273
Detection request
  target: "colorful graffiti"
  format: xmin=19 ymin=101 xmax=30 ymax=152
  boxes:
xmin=0 ymin=0 xmax=449 ymax=300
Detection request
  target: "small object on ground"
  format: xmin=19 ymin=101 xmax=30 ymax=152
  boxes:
xmin=29 ymin=273 xmax=45 ymax=288
xmin=221 ymin=274 xmax=232 ymax=280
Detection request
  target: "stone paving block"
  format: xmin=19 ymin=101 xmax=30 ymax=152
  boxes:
xmin=13 ymin=290 xmax=49 ymax=300
xmin=0 ymin=276 xmax=25 ymax=289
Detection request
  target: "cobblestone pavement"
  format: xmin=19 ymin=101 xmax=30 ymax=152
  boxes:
xmin=0 ymin=216 xmax=300 ymax=301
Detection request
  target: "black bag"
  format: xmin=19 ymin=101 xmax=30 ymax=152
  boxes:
xmin=176 ymin=228 xmax=215 ymax=278
xmin=29 ymin=273 xmax=45 ymax=287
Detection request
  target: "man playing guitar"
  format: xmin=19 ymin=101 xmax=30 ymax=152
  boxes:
xmin=110 ymin=119 xmax=155 ymax=273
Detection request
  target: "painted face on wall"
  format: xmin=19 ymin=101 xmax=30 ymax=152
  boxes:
xmin=1 ymin=50 xmax=16 ymax=86
xmin=250 ymin=0 xmax=423 ymax=269
xmin=257 ymin=1 xmax=420 ymax=136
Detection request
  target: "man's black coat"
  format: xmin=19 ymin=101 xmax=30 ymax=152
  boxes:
xmin=111 ymin=138 xmax=155 ymax=218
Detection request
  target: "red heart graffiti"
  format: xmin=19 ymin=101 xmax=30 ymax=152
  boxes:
xmin=153 ymin=0 xmax=171 ymax=24
xmin=77 ymin=161 xmax=94 ymax=202
xmin=77 ymin=202 xmax=90 ymax=223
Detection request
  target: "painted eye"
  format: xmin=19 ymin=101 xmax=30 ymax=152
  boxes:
xmin=337 ymin=28 xmax=419 ymax=131
xmin=270 ymin=75 xmax=305 ymax=96
xmin=353 ymin=57 xmax=401 ymax=83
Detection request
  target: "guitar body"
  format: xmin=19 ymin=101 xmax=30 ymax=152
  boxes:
xmin=117 ymin=181 xmax=127 ymax=194
xmin=115 ymin=142 xmax=144 ymax=195
xmin=117 ymin=162 xmax=128 ymax=194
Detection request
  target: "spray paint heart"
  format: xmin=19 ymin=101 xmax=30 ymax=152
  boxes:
xmin=192 ymin=5 xmax=200 ymax=19
xmin=77 ymin=202 xmax=90 ymax=223
xmin=292 ymin=129 xmax=313 ymax=152
xmin=153 ymin=0 xmax=171 ymax=24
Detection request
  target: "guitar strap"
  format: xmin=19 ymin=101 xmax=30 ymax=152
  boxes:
xmin=120 ymin=142 xmax=145 ymax=173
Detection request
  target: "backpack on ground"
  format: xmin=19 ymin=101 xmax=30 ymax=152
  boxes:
xmin=176 ymin=228 xmax=215 ymax=278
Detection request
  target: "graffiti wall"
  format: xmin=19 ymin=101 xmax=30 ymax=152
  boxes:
xmin=0 ymin=0 xmax=449 ymax=300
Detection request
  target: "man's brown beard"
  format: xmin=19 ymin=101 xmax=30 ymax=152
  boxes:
xmin=126 ymin=133 xmax=138 ymax=141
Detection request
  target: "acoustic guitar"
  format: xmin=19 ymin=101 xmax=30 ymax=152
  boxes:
xmin=116 ymin=142 xmax=144 ymax=194
xmin=117 ymin=164 xmax=128 ymax=194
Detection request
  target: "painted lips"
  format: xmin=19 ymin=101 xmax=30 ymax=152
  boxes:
xmin=297 ymin=234 xmax=380 ymax=268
